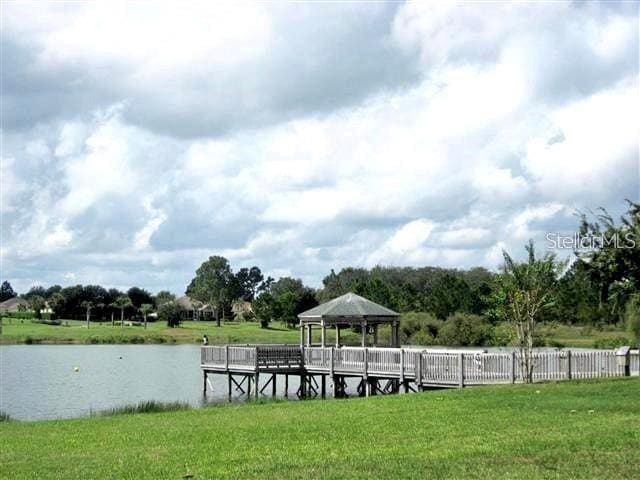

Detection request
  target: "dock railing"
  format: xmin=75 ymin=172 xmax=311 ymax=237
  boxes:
xmin=202 ymin=345 xmax=640 ymax=386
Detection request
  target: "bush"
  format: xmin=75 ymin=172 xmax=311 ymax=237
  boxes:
xmin=31 ymin=318 xmax=62 ymax=326
xmin=437 ymin=313 xmax=492 ymax=347
xmin=400 ymin=312 xmax=442 ymax=343
xmin=488 ymin=323 xmax=512 ymax=347
xmin=408 ymin=330 xmax=437 ymax=346
xmin=236 ymin=310 xmax=256 ymax=322
xmin=0 ymin=411 xmax=13 ymax=422
xmin=6 ymin=311 xmax=35 ymax=320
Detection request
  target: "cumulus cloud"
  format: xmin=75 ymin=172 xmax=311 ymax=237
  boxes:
xmin=1 ymin=1 xmax=638 ymax=294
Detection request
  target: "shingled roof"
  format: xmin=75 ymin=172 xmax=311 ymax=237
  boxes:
xmin=298 ymin=292 xmax=399 ymax=319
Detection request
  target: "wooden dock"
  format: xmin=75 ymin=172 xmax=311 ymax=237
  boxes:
xmin=201 ymin=345 xmax=640 ymax=400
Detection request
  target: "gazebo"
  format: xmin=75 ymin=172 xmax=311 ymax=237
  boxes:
xmin=297 ymin=292 xmax=400 ymax=348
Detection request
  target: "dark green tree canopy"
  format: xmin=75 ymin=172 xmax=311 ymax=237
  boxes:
xmin=0 ymin=281 xmax=17 ymax=302
xmin=127 ymin=286 xmax=153 ymax=309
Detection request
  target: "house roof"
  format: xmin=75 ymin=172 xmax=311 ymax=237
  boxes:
xmin=298 ymin=292 xmax=399 ymax=319
xmin=0 ymin=297 xmax=29 ymax=311
xmin=175 ymin=296 xmax=214 ymax=311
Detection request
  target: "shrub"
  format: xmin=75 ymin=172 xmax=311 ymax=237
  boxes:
xmin=400 ymin=312 xmax=442 ymax=344
xmin=488 ymin=323 xmax=512 ymax=347
xmin=7 ymin=311 xmax=35 ymax=320
xmin=237 ymin=310 xmax=256 ymax=322
xmin=408 ymin=330 xmax=437 ymax=346
xmin=0 ymin=411 xmax=13 ymax=422
xmin=437 ymin=313 xmax=492 ymax=347
xmin=31 ymin=318 xmax=62 ymax=326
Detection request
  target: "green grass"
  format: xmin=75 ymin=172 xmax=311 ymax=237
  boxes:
xmin=0 ymin=319 xmax=360 ymax=345
xmin=0 ymin=316 xmax=632 ymax=348
xmin=1 ymin=378 xmax=638 ymax=479
xmin=538 ymin=323 xmax=632 ymax=348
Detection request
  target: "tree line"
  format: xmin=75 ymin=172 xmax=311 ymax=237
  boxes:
xmin=2 ymin=201 xmax=638 ymax=350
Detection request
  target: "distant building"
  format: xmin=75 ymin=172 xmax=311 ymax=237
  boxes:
xmin=232 ymin=300 xmax=252 ymax=317
xmin=174 ymin=296 xmax=216 ymax=320
xmin=0 ymin=297 xmax=30 ymax=313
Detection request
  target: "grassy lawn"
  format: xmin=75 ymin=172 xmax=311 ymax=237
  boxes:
xmin=1 ymin=378 xmax=638 ymax=479
xmin=0 ymin=317 xmax=632 ymax=348
xmin=538 ymin=323 xmax=633 ymax=348
xmin=0 ymin=319 xmax=361 ymax=345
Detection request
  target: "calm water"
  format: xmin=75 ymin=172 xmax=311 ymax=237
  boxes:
xmin=0 ymin=344 xmax=303 ymax=421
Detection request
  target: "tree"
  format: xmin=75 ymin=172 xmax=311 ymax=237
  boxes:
xmin=252 ymin=292 xmax=276 ymax=328
xmin=127 ymin=287 xmax=153 ymax=309
xmin=48 ymin=292 xmax=66 ymax=319
xmin=113 ymin=295 xmax=133 ymax=328
xmin=23 ymin=286 xmax=47 ymax=300
xmin=0 ymin=281 xmax=17 ymax=302
xmin=624 ymin=293 xmax=640 ymax=347
xmin=491 ymin=241 xmax=567 ymax=383
xmin=139 ymin=303 xmax=154 ymax=329
xmin=422 ymin=274 xmax=475 ymax=320
xmin=28 ymin=295 xmax=46 ymax=319
xmin=188 ymin=256 xmax=234 ymax=327
xmin=267 ymin=277 xmax=318 ymax=328
xmin=154 ymin=291 xmax=176 ymax=308
xmin=45 ymin=285 xmax=62 ymax=299
xmin=158 ymin=302 xmax=184 ymax=328
xmin=80 ymin=300 xmax=93 ymax=328
xmin=234 ymin=266 xmax=264 ymax=301
xmin=575 ymin=201 xmax=640 ymax=322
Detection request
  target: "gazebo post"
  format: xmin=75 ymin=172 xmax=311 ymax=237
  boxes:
xmin=361 ymin=319 xmax=367 ymax=347
xmin=299 ymin=324 xmax=304 ymax=347
xmin=335 ymin=325 xmax=340 ymax=347
xmin=373 ymin=324 xmax=378 ymax=346
xmin=321 ymin=320 xmax=326 ymax=347
xmin=391 ymin=320 xmax=399 ymax=347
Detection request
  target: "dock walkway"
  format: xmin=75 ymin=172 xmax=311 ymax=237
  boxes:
xmin=201 ymin=345 xmax=639 ymax=399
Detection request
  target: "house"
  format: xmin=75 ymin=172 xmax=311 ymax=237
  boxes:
xmin=231 ymin=300 xmax=252 ymax=317
xmin=174 ymin=296 xmax=216 ymax=320
xmin=0 ymin=297 xmax=30 ymax=313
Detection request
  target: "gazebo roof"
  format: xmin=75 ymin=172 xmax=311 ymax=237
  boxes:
xmin=298 ymin=292 xmax=399 ymax=320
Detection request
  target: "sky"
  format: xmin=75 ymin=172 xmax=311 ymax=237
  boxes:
xmin=1 ymin=1 xmax=639 ymax=295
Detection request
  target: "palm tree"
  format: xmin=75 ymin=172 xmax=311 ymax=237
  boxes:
xmin=114 ymin=295 xmax=133 ymax=328
xmin=80 ymin=301 xmax=94 ymax=329
xmin=139 ymin=303 xmax=154 ymax=329
xmin=495 ymin=241 xmax=566 ymax=382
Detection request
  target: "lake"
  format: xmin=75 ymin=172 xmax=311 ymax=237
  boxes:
xmin=0 ymin=344 xmax=305 ymax=421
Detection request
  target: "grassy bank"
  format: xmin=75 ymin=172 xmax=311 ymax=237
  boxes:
xmin=0 ymin=319 xmax=360 ymax=345
xmin=0 ymin=316 xmax=632 ymax=347
xmin=1 ymin=378 xmax=638 ymax=479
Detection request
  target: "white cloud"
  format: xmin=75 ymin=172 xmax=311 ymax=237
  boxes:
xmin=522 ymin=82 xmax=639 ymax=201
xmin=1 ymin=2 xmax=637 ymax=293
